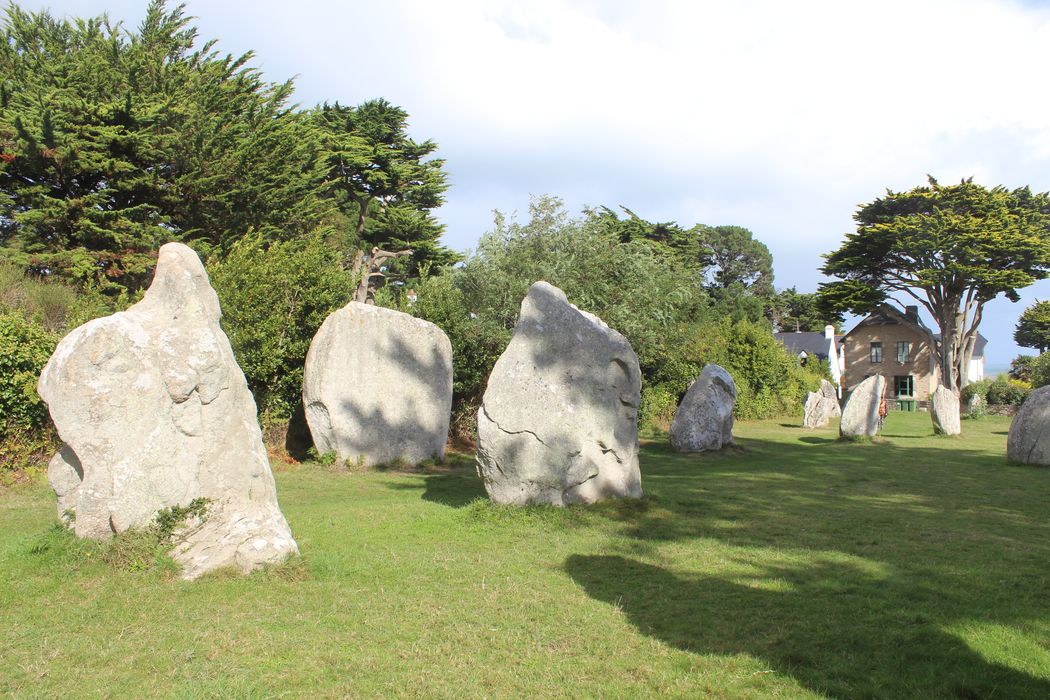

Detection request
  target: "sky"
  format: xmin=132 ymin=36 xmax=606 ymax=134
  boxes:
xmin=14 ymin=0 xmax=1050 ymax=367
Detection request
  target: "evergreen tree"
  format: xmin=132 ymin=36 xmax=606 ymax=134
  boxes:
xmin=0 ymin=1 xmax=330 ymax=291
xmin=312 ymin=100 xmax=456 ymax=301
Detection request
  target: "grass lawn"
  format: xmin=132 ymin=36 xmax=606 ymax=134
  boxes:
xmin=3 ymin=412 xmax=1050 ymax=698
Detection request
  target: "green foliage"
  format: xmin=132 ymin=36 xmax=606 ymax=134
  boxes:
xmin=963 ymin=393 xmax=988 ymax=419
xmin=639 ymin=384 xmax=680 ymax=432
xmin=767 ymin=286 xmax=843 ymax=333
xmin=679 ymin=318 xmax=824 ymax=419
xmin=1030 ymin=353 xmax=1050 ymax=389
xmin=0 ymin=1 xmax=331 ymax=292
xmin=312 ymin=99 xmax=457 ymax=292
xmin=403 ymin=270 xmax=510 ymax=441
xmin=820 ymin=176 xmax=1050 ymax=392
xmin=1009 ymin=355 xmax=1035 ymax=383
xmin=960 ymin=379 xmax=991 ymax=405
xmin=697 ymin=225 xmax=775 ymax=298
xmin=1014 ymin=300 xmax=1050 ymax=352
xmin=0 ymin=313 xmax=56 ymax=438
xmin=986 ymin=377 xmax=1030 ymax=406
xmin=210 ymin=233 xmax=353 ymax=419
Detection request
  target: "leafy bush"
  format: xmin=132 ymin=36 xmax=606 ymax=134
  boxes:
xmin=0 ymin=314 xmax=57 ymax=441
xmin=1031 ymin=353 xmax=1050 ymax=390
xmin=210 ymin=233 xmax=354 ymax=419
xmin=1010 ymin=355 xmax=1035 ymax=383
xmin=960 ymin=379 xmax=991 ymax=405
xmin=986 ymin=377 xmax=1030 ymax=406
xmin=963 ymin=393 xmax=988 ymax=419
xmin=679 ymin=318 xmax=824 ymax=420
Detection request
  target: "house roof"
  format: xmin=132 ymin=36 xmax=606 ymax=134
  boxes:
xmin=842 ymin=304 xmax=987 ymax=358
xmin=773 ymin=332 xmax=832 ymax=358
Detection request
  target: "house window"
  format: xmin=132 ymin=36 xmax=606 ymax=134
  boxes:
xmin=897 ymin=341 xmax=911 ymax=363
xmin=894 ymin=375 xmax=914 ymax=397
xmin=870 ymin=342 xmax=882 ymax=363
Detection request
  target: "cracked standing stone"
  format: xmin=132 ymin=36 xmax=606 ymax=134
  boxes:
xmin=670 ymin=364 xmax=736 ymax=452
xmin=38 ymin=243 xmax=298 ymax=580
xmin=475 ymin=281 xmax=643 ymax=505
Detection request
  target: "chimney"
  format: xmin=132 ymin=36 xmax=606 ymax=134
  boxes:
xmin=824 ymin=324 xmax=835 ymax=340
xmin=905 ymin=305 xmax=918 ymax=322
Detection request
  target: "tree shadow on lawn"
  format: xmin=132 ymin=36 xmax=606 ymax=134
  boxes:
xmin=567 ymin=434 xmax=1050 ymax=696
xmin=565 ymin=553 xmax=1050 ymax=698
xmin=383 ymin=452 xmax=486 ymax=508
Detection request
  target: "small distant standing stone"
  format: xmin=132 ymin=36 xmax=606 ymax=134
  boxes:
xmin=803 ymin=378 xmax=841 ymax=429
xmin=670 ymin=364 xmax=737 ymax=452
xmin=1008 ymin=385 xmax=1050 ymax=465
xmin=930 ymin=384 xmax=961 ymax=436
xmin=839 ymin=375 xmax=886 ymax=438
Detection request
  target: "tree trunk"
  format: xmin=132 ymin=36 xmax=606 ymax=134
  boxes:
xmin=352 ymin=246 xmax=413 ymax=304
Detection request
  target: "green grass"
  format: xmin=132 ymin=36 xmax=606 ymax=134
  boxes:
xmin=3 ymin=412 xmax=1050 ymax=698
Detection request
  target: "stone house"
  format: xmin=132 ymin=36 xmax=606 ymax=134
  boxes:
xmin=840 ymin=304 xmax=986 ymax=409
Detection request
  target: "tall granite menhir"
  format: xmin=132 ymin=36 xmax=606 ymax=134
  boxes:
xmin=476 ymin=281 xmax=643 ymax=505
xmin=839 ymin=374 xmax=886 ymax=438
xmin=38 ymin=243 xmax=298 ymax=580
xmin=303 ymin=302 xmax=452 ymax=467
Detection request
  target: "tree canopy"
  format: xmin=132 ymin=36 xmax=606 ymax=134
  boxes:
xmin=0 ymin=1 xmax=330 ymax=290
xmin=767 ymin=287 xmax=842 ymax=333
xmin=1015 ymin=300 xmax=1050 ymax=353
xmin=820 ymin=176 xmax=1050 ymax=390
xmin=697 ymin=225 xmax=774 ymax=298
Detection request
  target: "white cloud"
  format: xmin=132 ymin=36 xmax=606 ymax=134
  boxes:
xmin=12 ymin=0 xmax=1050 ymax=363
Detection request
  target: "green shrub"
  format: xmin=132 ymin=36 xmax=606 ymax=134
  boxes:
xmin=640 ymin=384 xmax=680 ymax=431
xmin=986 ymin=377 xmax=1030 ymax=406
xmin=210 ymin=233 xmax=354 ymax=419
xmin=1031 ymin=353 xmax=1050 ymax=389
xmin=679 ymin=318 xmax=823 ymax=420
xmin=1010 ymin=355 xmax=1035 ymax=383
xmin=963 ymin=393 xmax=988 ymax=420
xmin=0 ymin=314 xmax=57 ymax=440
xmin=960 ymin=379 xmax=991 ymax=405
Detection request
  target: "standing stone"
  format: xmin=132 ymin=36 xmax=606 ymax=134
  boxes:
xmin=303 ymin=302 xmax=452 ymax=467
xmin=38 ymin=243 xmax=297 ymax=580
xmin=1008 ymin=385 xmax=1050 ymax=465
xmin=931 ymin=384 xmax=961 ymax=436
xmin=670 ymin=365 xmax=737 ymax=452
xmin=476 ymin=281 xmax=642 ymax=505
xmin=803 ymin=378 xmax=841 ymax=429
xmin=839 ymin=375 xmax=886 ymax=438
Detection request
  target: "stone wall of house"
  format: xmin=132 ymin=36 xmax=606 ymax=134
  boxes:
xmin=842 ymin=322 xmax=938 ymax=402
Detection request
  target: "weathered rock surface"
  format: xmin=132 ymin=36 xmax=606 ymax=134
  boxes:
xmin=839 ymin=375 xmax=886 ymax=438
xmin=670 ymin=365 xmax=737 ymax=452
xmin=1008 ymin=385 xmax=1050 ymax=465
xmin=931 ymin=384 xmax=961 ymax=436
xmin=303 ymin=302 xmax=452 ymax=467
xmin=476 ymin=281 xmax=642 ymax=505
xmin=803 ymin=378 xmax=841 ymax=429
xmin=38 ymin=243 xmax=297 ymax=580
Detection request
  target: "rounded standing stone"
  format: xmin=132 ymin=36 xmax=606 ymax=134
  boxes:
xmin=670 ymin=364 xmax=737 ymax=452
xmin=303 ymin=302 xmax=453 ymax=467
xmin=1008 ymin=385 xmax=1050 ymax=465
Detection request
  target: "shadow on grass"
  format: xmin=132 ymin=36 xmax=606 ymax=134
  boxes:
xmin=565 ymin=428 xmax=1050 ymax=696
xmin=383 ymin=452 xmax=486 ymax=508
xmin=565 ymin=554 xmax=1050 ymax=698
